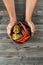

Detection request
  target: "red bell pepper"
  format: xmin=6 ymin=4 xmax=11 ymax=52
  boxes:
xmin=21 ymin=28 xmax=27 ymax=35
xmin=19 ymin=21 xmax=28 ymax=34
xmin=16 ymin=35 xmax=30 ymax=43
xmin=19 ymin=35 xmax=30 ymax=43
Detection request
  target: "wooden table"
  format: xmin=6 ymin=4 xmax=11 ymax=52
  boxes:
xmin=0 ymin=0 xmax=43 ymax=65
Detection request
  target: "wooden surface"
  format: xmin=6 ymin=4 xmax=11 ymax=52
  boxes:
xmin=0 ymin=0 xmax=43 ymax=65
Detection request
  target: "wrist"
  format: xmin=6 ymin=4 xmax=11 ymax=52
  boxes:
xmin=25 ymin=18 xmax=32 ymax=22
xmin=9 ymin=21 xmax=17 ymax=26
xmin=10 ymin=19 xmax=17 ymax=23
xmin=10 ymin=17 xmax=17 ymax=22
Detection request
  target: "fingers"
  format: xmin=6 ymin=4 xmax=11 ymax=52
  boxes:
xmin=7 ymin=30 xmax=11 ymax=38
xmin=7 ymin=24 xmax=12 ymax=39
xmin=7 ymin=27 xmax=11 ymax=35
xmin=31 ymin=27 xmax=35 ymax=37
xmin=31 ymin=31 xmax=35 ymax=37
xmin=26 ymin=21 xmax=35 ymax=37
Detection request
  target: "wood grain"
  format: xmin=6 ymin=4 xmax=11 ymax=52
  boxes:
xmin=0 ymin=0 xmax=43 ymax=65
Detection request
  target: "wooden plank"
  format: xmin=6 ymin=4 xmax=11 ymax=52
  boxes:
xmin=0 ymin=48 xmax=43 ymax=64
xmin=0 ymin=48 xmax=43 ymax=57
xmin=0 ymin=0 xmax=43 ymax=64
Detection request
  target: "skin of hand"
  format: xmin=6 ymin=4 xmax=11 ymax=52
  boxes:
xmin=25 ymin=0 xmax=37 ymax=36
xmin=7 ymin=21 xmax=17 ymax=38
xmin=26 ymin=20 xmax=35 ymax=37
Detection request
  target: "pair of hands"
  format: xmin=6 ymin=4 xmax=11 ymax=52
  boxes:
xmin=7 ymin=21 xmax=35 ymax=40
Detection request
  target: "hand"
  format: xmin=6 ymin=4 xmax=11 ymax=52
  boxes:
xmin=7 ymin=21 xmax=16 ymax=38
xmin=26 ymin=20 xmax=35 ymax=36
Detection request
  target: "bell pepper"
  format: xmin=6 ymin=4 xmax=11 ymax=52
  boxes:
xmin=19 ymin=21 xmax=28 ymax=35
xmin=16 ymin=35 xmax=30 ymax=43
